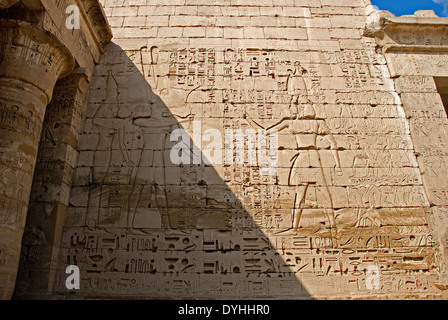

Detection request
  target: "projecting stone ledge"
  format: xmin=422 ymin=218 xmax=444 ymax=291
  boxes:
xmin=365 ymin=9 xmax=448 ymax=52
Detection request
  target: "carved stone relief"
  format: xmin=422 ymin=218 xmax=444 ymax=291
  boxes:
xmin=56 ymin=36 xmax=444 ymax=299
xmin=1 ymin=0 xmax=447 ymax=300
xmin=0 ymin=0 xmax=111 ymax=299
xmin=368 ymin=10 xmax=448 ymax=296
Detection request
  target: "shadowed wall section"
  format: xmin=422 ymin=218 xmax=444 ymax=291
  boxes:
xmin=53 ymin=43 xmax=311 ymax=298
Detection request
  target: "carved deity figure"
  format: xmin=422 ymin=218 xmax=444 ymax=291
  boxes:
xmin=129 ymin=99 xmax=193 ymax=235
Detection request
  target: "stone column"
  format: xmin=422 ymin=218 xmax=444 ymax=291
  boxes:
xmin=14 ymin=71 xmax=90 ymax=298
xmin=0 ymin=19 xmax=74 ymax=299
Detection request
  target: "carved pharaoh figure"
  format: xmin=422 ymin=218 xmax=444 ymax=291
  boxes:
xmin=256 ymin=65 xmax=342 ymax=238
xmin=268 ymin=102 xmax=342 ymax=237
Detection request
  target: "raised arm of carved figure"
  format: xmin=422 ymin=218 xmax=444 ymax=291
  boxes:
xmin=247 ymin=116 xmax=289 ymax=135
xmin=132 ymin=114 xmax=193 ymax=128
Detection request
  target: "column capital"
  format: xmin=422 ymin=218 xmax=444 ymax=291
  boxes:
xmin=0 ymin=19 xmax=75 ymax=103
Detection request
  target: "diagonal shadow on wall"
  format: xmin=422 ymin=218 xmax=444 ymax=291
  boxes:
xmin=14 ymin=41 xmax=445 ymax=300
xmin=37 ymin=42 xmax=315 ymax=299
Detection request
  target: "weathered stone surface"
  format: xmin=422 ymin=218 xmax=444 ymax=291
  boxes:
xmin=0 ymin=0 xmax=111 ymax=299
xmin=368 ymin=9 xmax=448 ymax=294
xmin=0 ymin=0 xmax=19 ymax=10
xmin=44 ymin=1 xmax=448 ymax=299
xmin=1 ymin=0 xmax=448 ymax=300
xmin=0 ymin=20 xmax=74 ymax=299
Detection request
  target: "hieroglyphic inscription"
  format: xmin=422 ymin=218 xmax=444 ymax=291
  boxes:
xmin=57 ymin=36 xmax=445 ymax=299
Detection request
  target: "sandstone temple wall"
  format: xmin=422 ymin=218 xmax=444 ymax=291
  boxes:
xmin=1 ymin=0 xmax=448 ymax=300
xmin=48 ymin=0 xmax=447 ymax=299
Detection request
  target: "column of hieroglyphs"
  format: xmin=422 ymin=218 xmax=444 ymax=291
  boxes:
xmin=56 ymin=0 xmax=446 ymax=299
